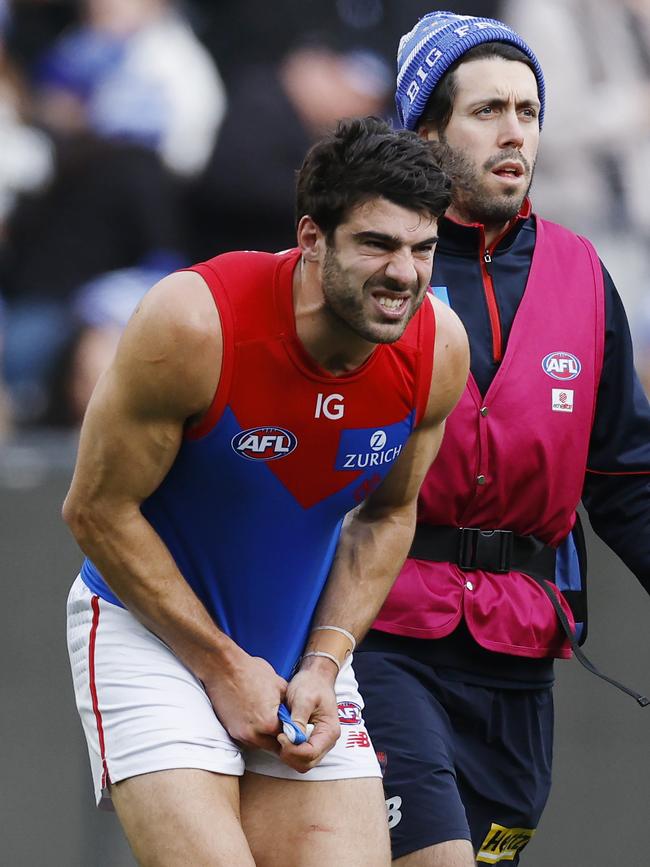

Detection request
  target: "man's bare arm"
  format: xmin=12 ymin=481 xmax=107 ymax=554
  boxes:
xmin=282 ymin=298 xmax=469 ymax=769
xmin=63 ymin=270 xmax=287 ymax=752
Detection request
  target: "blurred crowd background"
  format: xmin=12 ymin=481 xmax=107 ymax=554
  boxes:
xmin=2 ymin=6 xmax=650 ymax=866
xmin=1 ymin=0 xmax=650 ymax=437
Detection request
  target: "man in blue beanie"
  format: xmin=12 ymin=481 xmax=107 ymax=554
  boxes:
xmin=354 ymin=10 xmax=650 ymax=866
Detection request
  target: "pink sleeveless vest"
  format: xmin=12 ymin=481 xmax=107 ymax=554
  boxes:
xmin=374 ymin=218 xmax=605 ymax=658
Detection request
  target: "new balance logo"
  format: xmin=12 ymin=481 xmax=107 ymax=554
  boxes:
xmin=346 ymin=731 xmax=371 ymax=748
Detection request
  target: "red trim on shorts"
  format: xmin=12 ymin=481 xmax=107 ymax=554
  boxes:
xmin=89 ymin=595 xmax=110 ymax=790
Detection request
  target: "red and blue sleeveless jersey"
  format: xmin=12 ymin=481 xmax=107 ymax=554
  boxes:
xmin=81 ymin=248 xmax=435 ymax=677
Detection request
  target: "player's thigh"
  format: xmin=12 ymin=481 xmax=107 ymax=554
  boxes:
xmin=111 ymin=768 xmax=255 ymax=867
xmin=241 ymin=659 xmax=389 ymax=865
xmin=240 ymin=773 xmax=390 ymax=867
xmin=354 ymin=651 xmax=472 ymax=860
xmin=393 ymin=839 xmax=475 ymax=866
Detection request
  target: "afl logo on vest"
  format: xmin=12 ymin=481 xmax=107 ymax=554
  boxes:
xmin=231 ymin=427 xmax=298 ymax=461
xmin=541 ymin=351 xmax=581 ymax=380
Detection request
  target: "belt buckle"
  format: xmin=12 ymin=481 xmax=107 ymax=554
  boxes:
xmin=458 ymin=528 xmax=513 ymax=573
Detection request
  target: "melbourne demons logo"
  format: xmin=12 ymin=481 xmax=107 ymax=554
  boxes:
xmin=541 ymin=351 xmax=581 ymax=381
xmin=231 ymin=426 xmax=298 ymax=461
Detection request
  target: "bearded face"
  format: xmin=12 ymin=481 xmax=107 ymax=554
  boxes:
xmin=421 ymin=57 xmax=541 ymax=231
xmin=317 ymin=197 xmax=437 ymax=346
xmin=430 ymin=138 xmax=535 ymax=226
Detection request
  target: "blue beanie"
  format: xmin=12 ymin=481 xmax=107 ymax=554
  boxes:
xmin=396 ymin=11 xmax=545 ymax=131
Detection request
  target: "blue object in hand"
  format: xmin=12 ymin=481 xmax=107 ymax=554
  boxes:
xmin=278 ymin=703 xmax=312 ymax=745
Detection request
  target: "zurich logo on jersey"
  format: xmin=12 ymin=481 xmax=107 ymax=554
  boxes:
xmin=541 ymin=351 xmax=581 ymax=381
xmin=337 ymin=419 xmax=411 ymax=471
xmin=231 ymin=426 xmax=298 ymax=461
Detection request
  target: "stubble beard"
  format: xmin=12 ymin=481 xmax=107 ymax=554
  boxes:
xmin=321 ymin=247 xmax=423 ymax=345
xmin=430 ymin=138 xmax=534 ymax=228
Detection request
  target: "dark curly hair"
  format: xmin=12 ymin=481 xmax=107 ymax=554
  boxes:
xmin=295 ymin=116 xmax=451 ymax=241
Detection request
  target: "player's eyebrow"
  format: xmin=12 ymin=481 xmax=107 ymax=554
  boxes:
xmin=470 ymin=96 xmax=540 ymax=111
xmin=352 ymin=231 xmax=439 ymax=249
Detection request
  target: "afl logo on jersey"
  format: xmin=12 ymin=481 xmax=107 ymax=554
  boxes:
xmin=231 ymin=426 xmax=298 ymax=461
xmin=541 ymin=351 xmax=581 ymax=381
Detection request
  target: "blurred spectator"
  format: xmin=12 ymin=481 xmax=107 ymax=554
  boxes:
xmin=64 ymin=261 xmax=170 ymax=424
xmin=0 ymin=51 xmax=53 ymax=227
xmin=1 ymin=0 xmax=225 ymax=426
xmin=0 ymin=0 xmax=55 ymax=435
xmin=1 ymin=136 xmax=184 ymax=426
xmin=34 ymin=0 xmax=226 ymax=177
xmin=1 ymin=0 xmax=506 ymax=429
xmin=503 ymin=0 xmax=650 ymax=390
xmin=188 ymin=42 xmax=392 ymax=259
xmin=193 ymin=0 xmax=501 ymax=83
xmin=5 ymin=0 xmax=75 ymax=70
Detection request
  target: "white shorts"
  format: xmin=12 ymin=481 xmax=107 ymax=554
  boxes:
xmin=66 ymin=576 xmax=381 ymax=806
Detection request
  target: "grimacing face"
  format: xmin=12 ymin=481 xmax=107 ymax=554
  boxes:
xmin=320 ymin=197 xmax=439 ymax=345
xmin=421 ymin=57 xmax=540 ymax=229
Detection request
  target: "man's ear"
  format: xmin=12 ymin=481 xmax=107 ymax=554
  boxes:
xmin=418 ymin=124 xmax=439 ymax=143
xmin=297 ymin=215 xmax=326 ymax=263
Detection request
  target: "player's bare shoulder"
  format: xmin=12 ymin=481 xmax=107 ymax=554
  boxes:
xmin=113 ymin=269 xmax=222 ymax=422
xmin=425 ymin=293 xmax=469 ymax=424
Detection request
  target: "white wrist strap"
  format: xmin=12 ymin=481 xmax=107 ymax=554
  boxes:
xmin=311 ymin=625 xmax=356 ymax=651
xmin=302 ymin=650 xmax=341 ymax=673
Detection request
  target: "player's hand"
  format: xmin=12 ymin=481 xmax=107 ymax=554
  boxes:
xmin=202 ymin=650 xmax=288 ymax=754
xmin=277 ymin=656 xmax=341 ymax=772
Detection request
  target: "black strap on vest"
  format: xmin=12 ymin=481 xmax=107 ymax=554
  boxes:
xmin=409 ymin=525 xmax=649 ymax=707
xmin=410 ymin=525 xmax=557 ymax=578
xmin=526 ymin=570 xmax=648 ymax=706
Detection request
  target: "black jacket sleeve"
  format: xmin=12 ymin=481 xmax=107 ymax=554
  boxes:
xmin=582 ymin=264 xmax=650 ymax=593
